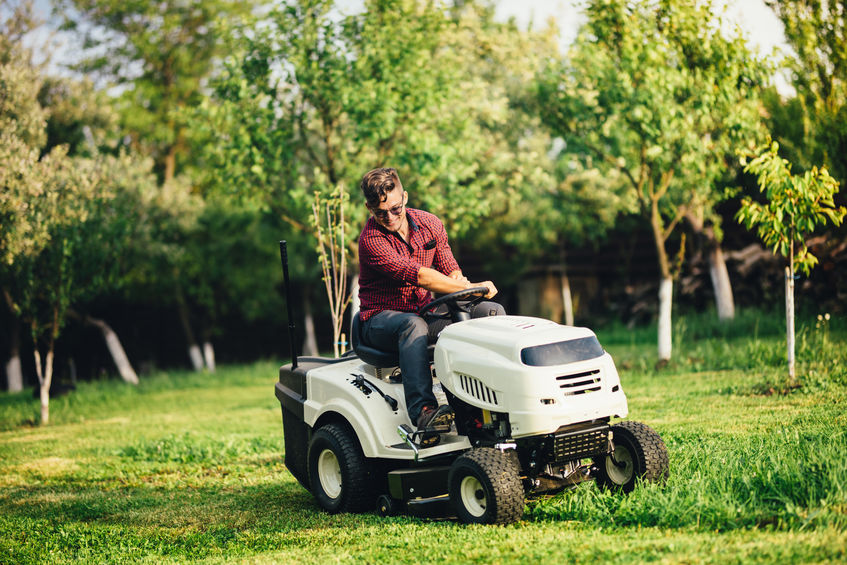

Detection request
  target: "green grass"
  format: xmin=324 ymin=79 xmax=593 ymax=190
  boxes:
xmin=1 ymin=312 xmax=846 ymax=564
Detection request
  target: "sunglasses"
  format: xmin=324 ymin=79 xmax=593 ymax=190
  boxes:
xmin=371 ymin=202 xmax=405 ymax=220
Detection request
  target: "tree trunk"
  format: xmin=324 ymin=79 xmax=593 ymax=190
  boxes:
xmin=350 ymin=274 xmax=360 ymax=319
xmin=658 ymin=277 xmax=673 ymax=362
xmin=302 ymin=294 xmax=318 ymax=356
xmin=3 ymin=289 xmax=24 ymax=392
xmin=203 ymin=340 xmax=216 ymax=373
xmin=785 ymin=266 xmax=795 ymax=381
xmin=651 ymin=198 xmax=674 ymax=362
xmin=163 ymin=145 xmax=177 ymax=185
xmin=685 ymin=212 xmax=735 ymax=321
xmin=5 ymin=321 xmax=23 ymax=392
xmin=35 ymin=348 xmax=54 ymax=425
xmin=85 ymin=315 xmax=138 ymax=384
xmin=560 ymin=270 xmax=574 ymax=326
xmin=33 ymin=307 xmax=60 ymax=425
xmin=176 ymin=291 xmax=204 ymax=371
xmin=33 ymin=339 xmax=56 ymax=425
xmin=708 ymin=246 xmax=735 ymax=321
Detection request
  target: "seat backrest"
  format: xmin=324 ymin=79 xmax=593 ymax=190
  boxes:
xmin=351 ymin=312 xmax=400 ymax=368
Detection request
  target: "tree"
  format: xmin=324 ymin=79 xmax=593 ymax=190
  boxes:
xmin=737 ymin=140 xmax=845 ymax=381
xmin=312 ymin=184 xmax=353 ymax=358
xmin=195 ymin=0 xmax=559 ymax=343
xmin=56 ymin=0 xmax=253 ymax=183
xmin=2 ymin=5 xmax=160 ymax=402
xmin=766 ymin=0 xmax=847 ymax=185
xmin=536 ymin=0 xmax=768 ymax=360
xmin=2 ymin=139 xmax=111 ymax=423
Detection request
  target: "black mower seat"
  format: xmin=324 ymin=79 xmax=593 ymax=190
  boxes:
xmin=351 ymin=312 xmax=400 ymax=368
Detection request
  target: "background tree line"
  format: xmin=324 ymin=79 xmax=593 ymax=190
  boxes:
xmin=1 ymin=0 xmax=844 ymax=422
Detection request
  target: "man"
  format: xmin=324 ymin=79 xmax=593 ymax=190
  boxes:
xmin=357 ymin=167 xmax=503 ymax=439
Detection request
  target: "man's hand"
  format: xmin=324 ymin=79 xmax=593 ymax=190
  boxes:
xmin=474 ymin=280 xmax=498 ymax=299
xmin=448 ymin=270 xmax=496 ymax=298
xmin=419 ymin=267 xmax=497 ymax=298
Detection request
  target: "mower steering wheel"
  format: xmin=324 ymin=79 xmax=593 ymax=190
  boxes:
xmin=417 ymin=286 xmax=490 ymax=321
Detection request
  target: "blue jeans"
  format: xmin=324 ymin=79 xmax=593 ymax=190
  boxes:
xmin=360 ymin=301 xmax=505 ymax=423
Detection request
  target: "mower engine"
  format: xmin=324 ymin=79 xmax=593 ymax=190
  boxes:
xmin=434 ymin=316 xmax=629 ymax=491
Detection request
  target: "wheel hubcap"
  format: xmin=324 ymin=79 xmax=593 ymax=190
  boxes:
xmin=606 ymin=445 xmax=634 ymax=485
xmin=459 ymin=475 xmax=487 ymax=517
xmin=317 ymin=449 xmax=342 ymax=499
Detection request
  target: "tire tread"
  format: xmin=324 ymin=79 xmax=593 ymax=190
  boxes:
xmin=449 ymin=447 xmax=524 ymax=524
xmin=309 ymin=423 xmax=375 ymax=513
xmin=595 ymin=420 xmax=669 ymax=491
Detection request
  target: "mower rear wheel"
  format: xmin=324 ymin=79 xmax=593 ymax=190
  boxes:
xmin=308 ymin=423 xmax=374 ymax=513
xmin=594 ymin=421 xmax=668 ymax=492
xmin=448 ymin=448 xmax=524 ymax=524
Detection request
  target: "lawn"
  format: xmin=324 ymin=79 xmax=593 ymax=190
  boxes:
xmin=1 ymin=311 xmax=845 ymax=564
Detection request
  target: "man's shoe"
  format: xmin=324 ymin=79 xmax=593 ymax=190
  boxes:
xmin=416 ymin=404 xmax=454 ymax=432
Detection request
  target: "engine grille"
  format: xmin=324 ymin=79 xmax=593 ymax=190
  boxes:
xmin=551 ymin=423 xmax=609 ymax=462
xmin=457 ymin=373 xmax=499 ymax=406
xmin=556 ymin=369 xmax=602 ymax=396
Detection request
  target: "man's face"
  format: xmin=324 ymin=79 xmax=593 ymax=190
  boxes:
xmin=368 ymin=187 xmax=407 ymax=232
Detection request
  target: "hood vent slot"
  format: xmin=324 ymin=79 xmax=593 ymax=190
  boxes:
xmin=458 ymin=373 xmax=499 ymax=406
xmin=556 ymin=369 xmax=602 ymax=396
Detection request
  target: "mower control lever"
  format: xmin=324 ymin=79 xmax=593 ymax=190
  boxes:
xmin=351 ymin=373 xmax=399 ymax=411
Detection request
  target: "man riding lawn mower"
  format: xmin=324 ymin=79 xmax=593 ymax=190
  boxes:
xmin=274 ymin=168 xmax=668 ymax=524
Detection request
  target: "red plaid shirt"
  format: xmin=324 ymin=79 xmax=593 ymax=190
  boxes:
xmin=358 ymin=208 xmax=460 ymax=321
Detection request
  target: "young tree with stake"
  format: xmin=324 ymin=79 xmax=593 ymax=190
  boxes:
xmin=737 ymin=140 xmax=845 ymax=381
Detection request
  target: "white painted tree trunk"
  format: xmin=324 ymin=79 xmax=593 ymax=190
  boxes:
xmin=34 ymin=348 xmax=54 ymax=425
xmin=302 ymin=295 xmax=318 ymax=357
xmin=86 ymin=316 xmax=138 ymax=384
xmin=560 ymin=272 xmax=574 ymax=326
xmin=203 ymin=341 xmax=216 ymax=373
xmin=785 ymin=266 xmax=795 ymax=380
xmin=708 ymin=246 xmax=735 ymax=321
xmin=6 ymin=354 xmax=23 ymax=392
xmin=657 ymin=277 xmax=673 ymax=362
xmin=5 ymin=322 xmax=23 ymax=392
xmin=350 ymin=274 xmax=360 ymax=318
xmin=176 ymin=296 xmax=204 ymax=371
xmin=188 ymin=344 xmax=205 ymax=371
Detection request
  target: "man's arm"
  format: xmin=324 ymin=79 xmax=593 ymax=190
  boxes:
xmin=418 ymin=267 xmax=497 ymax=298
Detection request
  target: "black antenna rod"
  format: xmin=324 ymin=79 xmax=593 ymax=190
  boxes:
xmin=279 ymin=240 xmax=298 ymax=369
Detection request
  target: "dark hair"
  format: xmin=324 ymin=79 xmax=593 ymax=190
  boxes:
xmin=360 ymin=168 xmax=402 ymax=206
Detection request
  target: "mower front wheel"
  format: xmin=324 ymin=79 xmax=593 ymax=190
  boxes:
xmin=448 ymin=448 xmax=524 ymax=524
xmin=594 ymin=421 xmax=668 ymax=492
xmin=307 ymin=423 xmax=374 ymax=513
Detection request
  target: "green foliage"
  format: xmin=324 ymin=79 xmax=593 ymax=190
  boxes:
xmin=0 ymin=131 xmax=50 ymax=266
xmin=196 ymin=0 xmax=556 ymax=241
xmin=38 ymin=74 xmax=118 ymax=157
xmin=56 ymin=0 xmax=254 ymax=181
xmin=0 ymin=54 xmax=46 ymax=148
xmin=537 ymin=0 xmax=769 ymax=278
xmin=736 ymin=141 xmax=846 ymax=275
xmin=766 ymin=0 xmax=847 ymax=184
